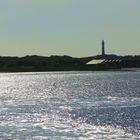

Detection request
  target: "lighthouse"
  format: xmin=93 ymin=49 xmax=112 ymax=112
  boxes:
xmin=102 ymin=40 xmax=105 ymax=56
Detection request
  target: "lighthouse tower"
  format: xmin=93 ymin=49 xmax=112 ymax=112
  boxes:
xmin=102 ymin=40 xmax=105 ymax=56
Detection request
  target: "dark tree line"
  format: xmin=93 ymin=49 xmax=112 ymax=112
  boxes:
xmin=0 ymin=55 xmax=139 ymax=72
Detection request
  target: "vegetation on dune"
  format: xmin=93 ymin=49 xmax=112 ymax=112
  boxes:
xmin=0 ymin=55 xmax=139 ymax=72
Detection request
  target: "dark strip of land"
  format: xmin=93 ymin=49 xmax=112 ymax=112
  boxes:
xmin=0 ymin=55 xmax=139 ymax=72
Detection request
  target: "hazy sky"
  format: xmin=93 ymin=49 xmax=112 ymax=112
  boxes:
xmin=0 ymin=0 xmax=140 ymax=57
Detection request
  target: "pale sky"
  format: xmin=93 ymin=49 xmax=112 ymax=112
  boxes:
xmin=0 ymin=0 xmax=140 ymax=57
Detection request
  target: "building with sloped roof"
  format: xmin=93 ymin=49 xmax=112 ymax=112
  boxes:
xmin=86 ymin=41 xmax=139 ymax=67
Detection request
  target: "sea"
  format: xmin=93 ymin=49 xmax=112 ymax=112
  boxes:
xmin=0 ymin=70 xmax=140 ymax=140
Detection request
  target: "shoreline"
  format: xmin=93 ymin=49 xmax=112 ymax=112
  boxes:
xmin=0 ymin=67 xmax=139 ymax=73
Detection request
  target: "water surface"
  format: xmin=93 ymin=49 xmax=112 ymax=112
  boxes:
xmin=0 ymin=71 xmax=140 ymax=139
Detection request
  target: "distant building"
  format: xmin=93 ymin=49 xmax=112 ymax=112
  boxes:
xmin=102 ymin=40 xmax=105 ymax=56
xmin=86 ymin=40 xmax=140 ymax=68
xmin=86 ymin=40 xmax=119 ymax=65
xmin=86 ymin=59 xmax=105 ymax=65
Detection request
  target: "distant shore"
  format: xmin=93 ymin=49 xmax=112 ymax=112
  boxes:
xmin=0 ymin=55 xmax=139 ymax=72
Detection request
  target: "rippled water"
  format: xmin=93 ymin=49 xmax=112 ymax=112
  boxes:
xmin=0 ymin=71 xmax=140 ymax=139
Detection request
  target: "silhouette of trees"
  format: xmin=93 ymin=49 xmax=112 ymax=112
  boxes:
xmin=0 ymin=55 xmax=139 ymax=72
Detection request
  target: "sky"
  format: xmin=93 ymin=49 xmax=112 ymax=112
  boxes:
xmin=0 ymin=0 xmax=140 ymax=57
